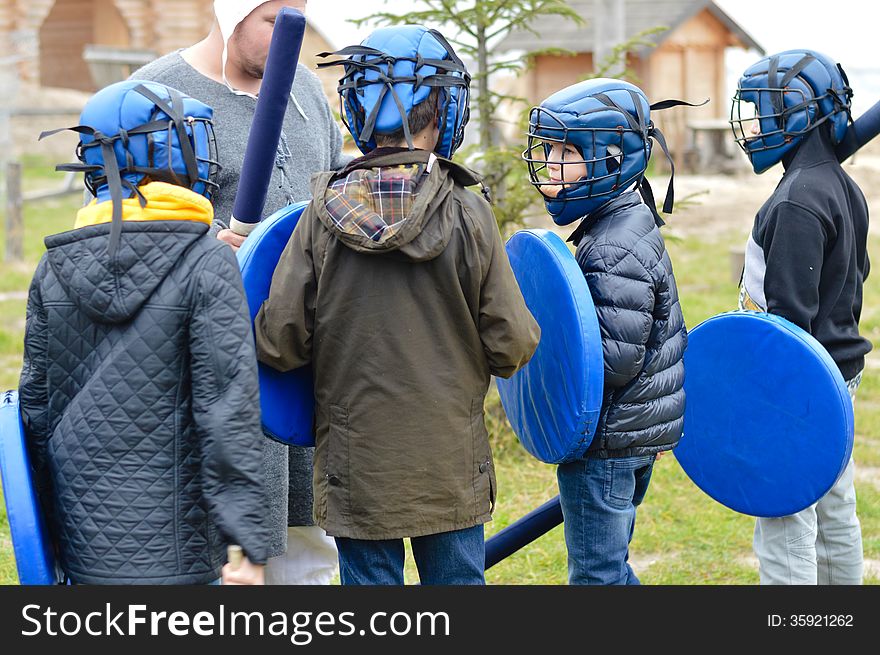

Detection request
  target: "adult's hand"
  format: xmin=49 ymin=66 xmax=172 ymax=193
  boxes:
xmin=222 ymin=558 xmax=265 ymax=585
xmin=217 ymin=228 xmax=247 ymax=252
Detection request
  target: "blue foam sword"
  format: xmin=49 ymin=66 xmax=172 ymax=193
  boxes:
xmin=229 ymin=7 xmax=307 ymax=236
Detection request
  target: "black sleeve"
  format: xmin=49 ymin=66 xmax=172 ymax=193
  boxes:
xmin=19 ymin=260 xmax=57 ymax=539
xmin=189 ymin=247 xmax=270 ymax=564
xmin=761 ymin=201 xmax=830 ymax=332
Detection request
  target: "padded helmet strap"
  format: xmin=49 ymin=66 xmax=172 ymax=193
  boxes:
xmin=134 ymin=84 xmax=200 ymax=188
xmin=649 ymin=98 xmax=707 ymax=111
xmin=590 ymin=94 xmax=705 ymax=226
xmin=427 ymin=29 xmax=464 ymax=68
xmin=591 ymin=91 xmax=663 ymax=225
xmin=635 ymin=176 xmax=663 ymax=226
xmin=363 ymin=82 xmax=414 ymax=149
xmin=648 ymin=98 xmax=707 ymax=223
xmin=780 ymin=54 xmax=816 ymax=88
xmin=566 ymin=214 xmax=592 ymax=245
xmin=768 ymin=56 xmax=782 ymax=116
xmin=41 ymin=124 xmax=134 ymax=256
xmin=593 ymin=92 xmax=641 ymax=132
xmin=834 ymin=63 xmax=855 ymax=128
xmin=645 ymin=98 xmax=708 ymax=216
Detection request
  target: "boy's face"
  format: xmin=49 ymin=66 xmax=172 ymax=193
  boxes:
xmin=541 ymin=141 xmax=587 ymax=198
xmin=735 ymin=100 xmax=763 ymax=140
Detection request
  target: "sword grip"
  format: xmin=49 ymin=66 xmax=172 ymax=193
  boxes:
xmin=227 ymin=544 xmax=244 ymax=571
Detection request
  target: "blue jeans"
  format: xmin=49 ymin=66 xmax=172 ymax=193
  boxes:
xmin=557 ymin=454 xmax=655 ymax=585
xmin=335 ymin=525 xmax=485 ymax=585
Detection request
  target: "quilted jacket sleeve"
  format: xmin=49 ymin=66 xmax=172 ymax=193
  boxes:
xmin=18 ymin=258 xmax=55 ymax=531
xmin=467 ymin=195 xmax=541 ymax=378
xmin=189 ymin=246 xmax=269 ymax=565
xmin=578 ymin=242 xmax=655 ymax=391
xmin=254 ymin=208 xmax=318 ymax=372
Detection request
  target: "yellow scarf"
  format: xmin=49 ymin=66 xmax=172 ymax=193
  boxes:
xmin=74 ymin=182 xmax=214 ymax=229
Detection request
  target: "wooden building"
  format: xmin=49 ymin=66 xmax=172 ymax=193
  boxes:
xmin=0 ymin=0 xmax=338 ymax=94
xmin=497 ymin=0 xmax=764 ymax=162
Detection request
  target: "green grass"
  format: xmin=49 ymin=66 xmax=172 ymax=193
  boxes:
xmin=483 ymin=229 xmax=880 ymax=585
xmin=0 ymin=158 xmax=878 ymax=584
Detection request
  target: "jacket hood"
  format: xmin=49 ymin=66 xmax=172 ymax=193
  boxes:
xmin=312 ymin=148 xmax=484 ymax=262
xmin=74 ymin=181 xmax=214 ymax=229
xmin=782 ymin=121 xmax=837 ymax=172
xmin=45 ymin=185 xmax=211 ymax=324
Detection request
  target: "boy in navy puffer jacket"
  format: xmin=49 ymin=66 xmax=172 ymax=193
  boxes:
xmin=523 ymin=78 xmax=687 ymax=585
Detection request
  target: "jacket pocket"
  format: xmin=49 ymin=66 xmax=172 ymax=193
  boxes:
xmin=470 ymin=396 xmax=496 ymax=516
xmin=324 ymin=404 xmax=351 ymax=521
xmin=604 ymin=460 xmax=636 ymax=510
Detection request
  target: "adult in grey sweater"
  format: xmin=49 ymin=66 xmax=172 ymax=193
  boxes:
xmin=131 ymin=11 xmax=348 ymax=567
xmin=133 ymin=53 xmax=347 ymax=233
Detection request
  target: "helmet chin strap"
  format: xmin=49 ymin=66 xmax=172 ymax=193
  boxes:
xmin=40 ymin=124 xmax=150 ymax=257
xmin=592 ymin=93 xmax=707 ymax=227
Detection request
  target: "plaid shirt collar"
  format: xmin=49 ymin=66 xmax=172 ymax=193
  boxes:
xmin=325 ymin=154 xmax=437 ymax=244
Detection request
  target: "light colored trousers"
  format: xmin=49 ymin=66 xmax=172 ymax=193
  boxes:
xmin=754 ymin=459 xmax=863 ymax=584
xmin=754 ymin=374 xmax=864 ymax=585
xmin=265 ymin=526 xmax=339 ymax=585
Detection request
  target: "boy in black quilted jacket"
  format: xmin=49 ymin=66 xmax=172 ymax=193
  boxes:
xmin=523 ymin=79 xmax=687 ymax=584
xmin=19 ymin=80 xmax=267 ymax=585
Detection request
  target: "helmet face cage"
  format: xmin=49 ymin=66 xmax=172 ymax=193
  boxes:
xmin=523 ymin=105 xmax=645 ymax=205
xmin=437 ymin=82 xmax=471 ymax=156
xmin=729 ymin=51 xmax=853 ymax=172
xmin=148 ymin=112 xmax=221 ymax=200
xmin=730 ymin=86 xmax=815 ymax=158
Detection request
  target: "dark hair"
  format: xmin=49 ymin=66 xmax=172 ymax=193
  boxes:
xmin=375 ymin=87 xmax=441 ymax=147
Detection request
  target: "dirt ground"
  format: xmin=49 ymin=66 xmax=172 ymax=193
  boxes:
xmin=673 ymin=149 xmax=880 ymax=241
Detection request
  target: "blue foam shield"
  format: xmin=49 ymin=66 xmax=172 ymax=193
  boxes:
xmin=496 ymin=229 xmax=604 ymax=463
xmin=677 ymin=311 xmax=854 ymax=517
xmin=237 ymin=202 xmax=315 ymax=447
xmin=0 ymin=391 xmax=58 ymax=584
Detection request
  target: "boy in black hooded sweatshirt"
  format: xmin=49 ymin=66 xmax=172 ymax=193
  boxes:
xmin=732 ymin=49 xmax=871 ymax=585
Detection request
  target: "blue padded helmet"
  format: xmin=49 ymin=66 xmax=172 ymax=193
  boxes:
xmin=731 ymin=49 xmax=853 ymax=174
xmin=317 ymin=25 xmax=471 ymax=158
xmin=524 ymin=78 xmax=669 ymax=226
xmin=41 ymin=80 xmax=219 ymax=255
